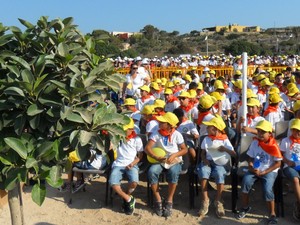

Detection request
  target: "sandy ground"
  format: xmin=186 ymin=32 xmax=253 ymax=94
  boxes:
xmin=0 ymin=172 xmax=298 ymax=225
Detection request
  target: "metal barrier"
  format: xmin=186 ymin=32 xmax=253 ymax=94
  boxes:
xmin=116 ymin=66 xmax=290 ymax=80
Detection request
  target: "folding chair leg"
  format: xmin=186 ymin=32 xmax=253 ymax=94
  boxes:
xmin=274 ymin=170 xmax=284 ymax=217
xmin=231 ymin=167 xmax=238 ymax=213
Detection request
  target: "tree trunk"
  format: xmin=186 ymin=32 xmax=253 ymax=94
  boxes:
xmin=8 ymin=182 xmax=24 ymax=225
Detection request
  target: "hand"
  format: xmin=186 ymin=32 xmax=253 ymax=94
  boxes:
xmin=286 ymin=159 xmax=295 ymax=167
xmin=166 ymin=154 xmax=177 ymax=164
xmin=126 ymin=163 xmax=134 ymax=170
xmin=202 ymin=159 xmax=209 ymax=166
xmin=218 ymin=146 xmax=227 ymax=152
xmin=156 ymin=156 xmax=167 ymax=163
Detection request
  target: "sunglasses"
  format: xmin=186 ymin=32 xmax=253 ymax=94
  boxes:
xmin=179 ymin=97 xmax=187 ymax=100
xmin=132 ymin=67 xmax=138 ymax=69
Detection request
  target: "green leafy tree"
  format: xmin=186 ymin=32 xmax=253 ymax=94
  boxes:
xmin=0 ymin=17 xmax=127 ymax=225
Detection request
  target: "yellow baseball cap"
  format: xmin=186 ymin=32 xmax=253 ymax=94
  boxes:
xmin=165 ymin=81 xmax=174 ymax=88
xmin=210 ymin=70 xmax=216 ymax=75
xmin=150 ymin=82 xmax=160 ymax=91
xmin=156 ymin=112 xmax=179 ymax=127
xmin=232 ymin=80 xmax=242 ymax=89
xmin=287 ymin=87 xmax=299 ymax=97
xmin=247 ymin=98 xmax=260 ymax=107
xmin=141 ymin=105 xmax=154 ymax=115
xmin=268 ymin=93 xmax=282 ymax=104
xmin=183 ymin=75 xmax=192 ymax=82
xmin=164 ymin=88 xmax=173 ymax=95
xmin=197 ymin=82 xmax=203 ymax=90
xmin=161 ymin=77 xmax=167 ymax=85
xmin=188 ymin=89 xmax=197 ymax=98
xmin=214 ymin=80 xmax=224 ymax=90
xmin=178 ymin=91 xmax=191 ymax=98
xmin=291 ymin=119 xmax=300 ymax=131
xmin=210 ymin=91 xmax=224 ymax=101
xmin=235 ymin=70 xmax=242 ymax=76
xmin=260 ymin=78 xmax=274 ymax=87
xmin=256 ymin=120 xmax=272 ymax=132
xmin=123 ymin=118 xmax=135 ymax=130
xmin=287 ymin=83 xmax=297 ymax=90
xmin=156 ymin=78 xmax=162 ymax=84
xmin=257 ymin=74 xmax=266 ymax=82
xmin=202 ymin=115 xmax=226 ymax=131
xmin=293 ymin=100 xmax=300 ymax=112
xmin=247 ymin=89 xmax=257 ymax=98
xmin=269 ymin=87 xmax=280 ymax=94
xmin=154 ymin=99 xmax=166 ymax=109
xmin=139 ymin=85 xmax=150 ymax=92
xmin=123 ymin=98 xmax=136 ymax=106
xmin=198 ymin=95 xmax=217 ymax=109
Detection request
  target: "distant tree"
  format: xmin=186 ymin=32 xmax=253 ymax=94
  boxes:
xmin=140 ymin=25 xmax=159 ymax=40
xmin=218 ymin=27 xmax=228 ymax=35
xmin=170 ymin=30 xmax=180 ymax=36
xmin=91 ymin=29 xmax=110 ymax=39
xmin=226 ymin=33 xmax=240 ymax=40
xmin=190 ymin=30 xmax=200 ymax=36
xmin=224 ymin=40 xmax=261 ymax=55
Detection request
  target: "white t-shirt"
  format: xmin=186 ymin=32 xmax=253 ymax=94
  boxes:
xmin=247 ymin=139 xmax=282 ymax=172
xmin=146 ymin=120 xmax=159 ymax=135
xmin=177 ymin=120 xmax=199 ymax=144
xmin=136 ymin=96 xmax=155 ymax=111
xmin=165 ymin=100 xmax=180 ymax=112
xmin=280 ymin=136 xmax=300 ymax=169
xmin=201 ymin=136 xmax=234 ymax=161
xmin=149 ymin=130 xmax=184 ymax=159
xmin=264 ymin=110 xmax=284 ymax=130
xmin=112 ymin=136 xmax=143 ymax=168
xmin=125 ymin=73 xmax=147 ymax=97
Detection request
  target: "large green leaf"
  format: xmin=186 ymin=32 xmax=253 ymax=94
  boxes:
xmin=21 ymin=69 xmax=34 ymax=84
xmin=25 ymin=156 xmax=38 ymax=168
xmin=18 ymin=18 xmax=35 ymax=29
xmin=9 ymin=56 xmax=31 ymax=70
xmin=57 ymin=43 xmax=69 ymax=57
xmin=27 ymin=104 xmax=44 ymax=116
xmin=66 ymin=113 xmax=85 ymax=123
xmin=31 ymin=184 xmax=46 ymax=206
xmin=4 ymin=137 xmax=27 ymax=159
xmin=45 ymin=165 xmax=63 ymax=188
xmin=73 ymin=108 xmax=92 ymax=124
xmin=4 ymin=87 xmax=25 ymax=97
xmin=79 ymin=130 xmax=94 ymax=146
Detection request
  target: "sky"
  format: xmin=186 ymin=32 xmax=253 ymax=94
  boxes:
xmin=1 ymin=0 xmax=300 ymax=35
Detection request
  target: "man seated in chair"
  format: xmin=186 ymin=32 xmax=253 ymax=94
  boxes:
xmin=109 ymin=118 xmax=143 ymax=215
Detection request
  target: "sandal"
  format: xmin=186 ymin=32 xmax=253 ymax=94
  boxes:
xmin=267 ymin=215 xmax=278 ymax=225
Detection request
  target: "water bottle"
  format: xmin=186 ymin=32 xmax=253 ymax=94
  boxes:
xmin=253 ymin=155 xmax=260 ymax=169
xmin=291 ymin=153 xmax=300 ymax=171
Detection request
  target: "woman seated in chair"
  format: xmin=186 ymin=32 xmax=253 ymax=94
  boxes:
xmin=145 ymin=112 xmax=188 ymax=218
xmin=197 ymin=115 xmax=236 ymax=218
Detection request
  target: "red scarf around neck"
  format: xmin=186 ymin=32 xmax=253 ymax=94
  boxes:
xmin=254 ymin=137 xmax=282 ymax=158
xmin=158 ymin=128 xmax=175 ymax=142
xmin=126 ymin=131 xmax=137 ymax=141
xmin=247 ymin=113 xmax=259 ymax=125
xmin=197 ymin=111 xmax=211 ymax=125
xmin=167 ymin=95 xmax=178 ymax=103
xmin=208 ymin=133 xmax=228 ymax=141
xmin=263 ymin=105 xmax=278 ymax=117
xmin=141 ymin=95 xmax=151 ymax=102
xmin=180 ymin=103 xmax=193 ymax=113
xmin=289 ymin=135 xmax=300 ymax=149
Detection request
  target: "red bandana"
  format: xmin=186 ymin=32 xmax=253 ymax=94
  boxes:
xmin=208 ymin=134 xmax=228 ymax=141
xmin=126 ymin=131 xmax=137 ymax=141
xmin=247 ymin=113 xmax=259 ymax=125
xmin=180 ymin=103 xmax=193 ymax=113
xmin=197 ymin=111 xmax=211 ymax=125
xmin=158 ymin=128 xmax=175 ymax=142
xmin=167 ymin=95 xmax=179 ymax=103
xmin=254 ymin=137 xmax=282 ymax=158
xmin=289 ymin=135 xmax=300 ymax=149
xmin=263 ymin=105 xmax=278 ymax=117
xmin=141 ymin=95 xmax=151 ymax=103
